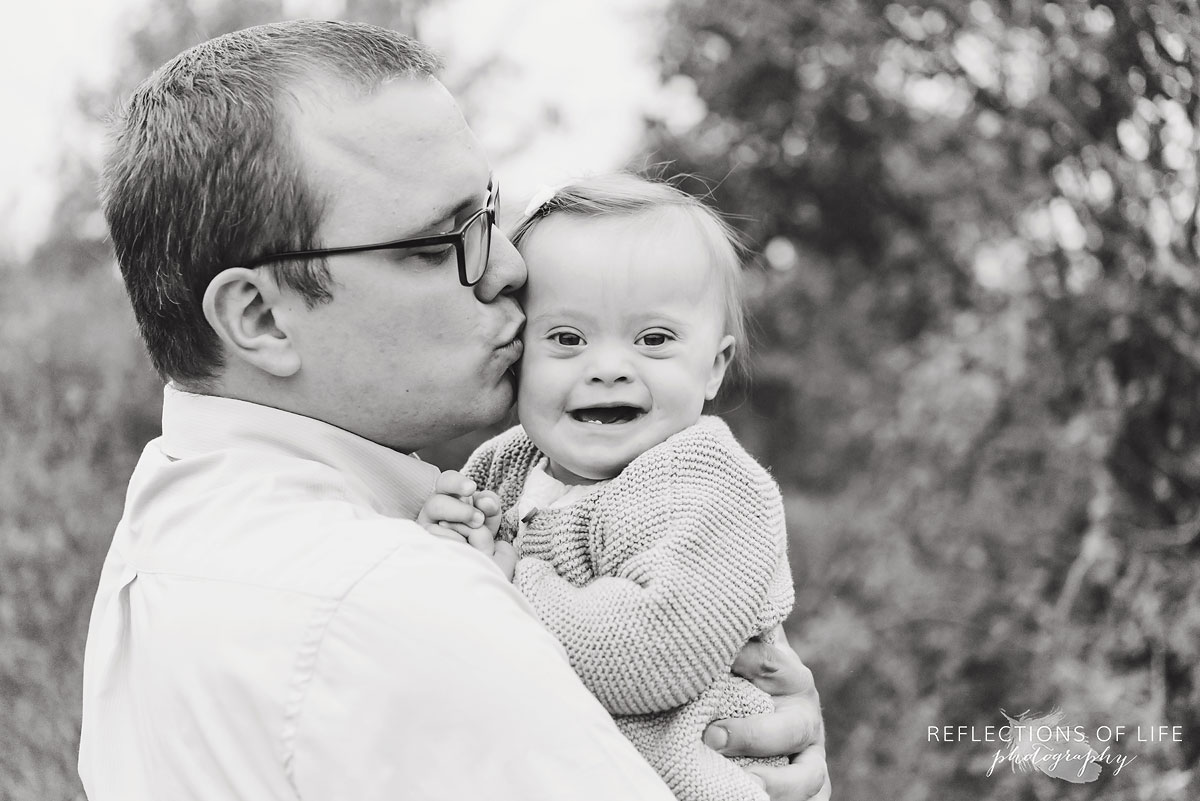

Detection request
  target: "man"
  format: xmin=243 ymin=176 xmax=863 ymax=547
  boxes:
xmin=80 ymin=19 xmax=829 ymax=801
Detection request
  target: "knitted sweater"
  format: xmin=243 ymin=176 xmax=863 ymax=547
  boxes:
xmin=464 ymin=417 xmax=795 ymax=801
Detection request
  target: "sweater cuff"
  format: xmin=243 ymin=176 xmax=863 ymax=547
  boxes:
xmin=517 ymin=509 xmax=558 ymax=561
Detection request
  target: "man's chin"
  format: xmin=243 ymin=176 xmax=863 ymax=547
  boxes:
xmin=473 ymin=378 xmax=517 ymax=428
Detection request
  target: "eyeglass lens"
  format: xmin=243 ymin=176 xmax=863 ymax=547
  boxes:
xmin=464 ymin=211 xmax=490 ymax=285
xmin=464 ymin=178 xmax=498 ymax=285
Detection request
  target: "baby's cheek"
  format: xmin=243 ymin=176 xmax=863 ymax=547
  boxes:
xmin=517 ymin=350 xmax=566 ymax=396
xmin=515 ymin=342 xmax=535 ymax=383
xmin=515 ymin=367 xmax=554 ymax=431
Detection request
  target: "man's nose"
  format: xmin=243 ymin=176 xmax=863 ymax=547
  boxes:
xmin=474 ymin=227 xmax=527 ymax=302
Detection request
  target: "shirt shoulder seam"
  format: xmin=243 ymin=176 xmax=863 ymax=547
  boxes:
xmin=276 ymin=534 xmax=413 ymax=790
xmin=279 ymin=593 xmax=343 ymax=791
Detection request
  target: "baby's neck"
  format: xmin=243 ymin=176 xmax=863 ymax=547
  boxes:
xmin=546 ymin=460 xmax=614 ymax=487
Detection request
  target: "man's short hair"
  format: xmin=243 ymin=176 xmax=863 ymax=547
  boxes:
xmin=101 ymin=20 xmax=441 ymax=384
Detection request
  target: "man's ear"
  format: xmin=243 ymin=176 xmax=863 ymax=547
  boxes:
xmin=202 ymin=268 xmax=301 ymax=378
xmin=705 ymin=335 xmax=737 ymax=400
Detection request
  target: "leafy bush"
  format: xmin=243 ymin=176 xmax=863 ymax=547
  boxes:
xmin=650 ymin=0 xmax=1199 ymax=797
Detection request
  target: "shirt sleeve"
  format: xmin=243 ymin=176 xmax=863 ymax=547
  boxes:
xmin=514 ymin=440 xmax=789 ymax=717
xmin=288 ymin=524 xmax=673 ymax=801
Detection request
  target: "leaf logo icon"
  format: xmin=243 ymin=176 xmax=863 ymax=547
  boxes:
xmin=1001 ymin=708 xmax=1102 ymax=784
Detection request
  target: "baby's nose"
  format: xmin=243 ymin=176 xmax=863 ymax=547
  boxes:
xmin=586 ymin=350 xmax=634 ymax=385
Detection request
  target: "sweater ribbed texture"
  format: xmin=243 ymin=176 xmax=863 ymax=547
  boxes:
xmin=464 ymin=417 xmax=795 ymax=801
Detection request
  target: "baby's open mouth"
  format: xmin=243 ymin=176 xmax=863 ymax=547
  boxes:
xmin=570 ymin=405 xmax=644 ymax=425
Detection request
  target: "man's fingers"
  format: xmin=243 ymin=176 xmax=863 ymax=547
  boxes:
xmin=433 ymin=470 xmax=476 ymax=497
xmin=745 ymin=745 xmax=830 ymax=801
xmin=731 ymin=637 xmax=815 ymax=697
xmin=724 ymin=633 xmax=829 ymax=799
xmin=705 ymin=695 xmax=822 ymax=758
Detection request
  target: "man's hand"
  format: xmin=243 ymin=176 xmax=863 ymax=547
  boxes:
xmin=417 ymin=471 xmax=516 ymax=580
xmin=703 ymin=632 xmax=831 ymax=801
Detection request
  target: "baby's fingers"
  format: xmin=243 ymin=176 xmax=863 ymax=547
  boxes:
xmin=492 ymin=541 xmax=516 ymax=581
xmin=424 ymin=521 xmax=495 ymax=556
xmin=463 ymin=524 xmax=496 ymax=556
xmin=433 ymin=470 xmax=477 ymax=498
xmin=424 ymin=523 xmax=469 ymax=544
xmin=471 ymin=490 xmax=502 ymax=518
xmin=421 ymin=495 xmax=485 ymax=529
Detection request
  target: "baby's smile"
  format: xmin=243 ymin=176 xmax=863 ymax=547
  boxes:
xmin=569 ymin=404 xmax=647 ymax=425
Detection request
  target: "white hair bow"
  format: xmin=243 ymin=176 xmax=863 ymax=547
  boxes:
xmin=523 ymin=183 xmax=565 ymax=218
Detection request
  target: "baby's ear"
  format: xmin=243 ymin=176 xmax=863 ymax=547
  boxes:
xmin=705 ymin=335 xmax=737 ymax=400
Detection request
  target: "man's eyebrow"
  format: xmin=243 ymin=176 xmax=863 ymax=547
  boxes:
xmin=409 ymin=193 xmax=483 ymax=237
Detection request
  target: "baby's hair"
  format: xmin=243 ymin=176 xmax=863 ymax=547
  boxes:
xmin=510 ymin=173 xmax=747 ymax=354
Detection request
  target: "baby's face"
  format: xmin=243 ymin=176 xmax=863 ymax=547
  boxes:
xmin=516 ymin=212 xmax=734 ymax=483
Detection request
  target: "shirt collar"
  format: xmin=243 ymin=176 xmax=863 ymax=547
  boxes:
xmin=158 ymin=384 xmax=441 ymax=520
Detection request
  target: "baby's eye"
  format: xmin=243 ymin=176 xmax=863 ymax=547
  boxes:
xmin=637 ymin=331 xmax=673 ymax=347
xmin=551 ymin=332 xmax=585 ymax=347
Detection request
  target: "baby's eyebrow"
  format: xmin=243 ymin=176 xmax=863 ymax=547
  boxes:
xmin=529 ymin=309 xmax=598 ymax=326
xmin=628 ymin=311 xmax=690 ymax=328
xmin=641 ymin=314 xmax=686 ymax=325
xmin=526 ymin=308 xmax=694 ymax=330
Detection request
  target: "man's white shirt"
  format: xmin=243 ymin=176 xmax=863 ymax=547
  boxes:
xmin=79 ymin=385 xmax=673 ymax=800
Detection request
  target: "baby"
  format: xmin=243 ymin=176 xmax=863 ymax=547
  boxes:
xmin=420 ymin=174 xmax=795 ymax=801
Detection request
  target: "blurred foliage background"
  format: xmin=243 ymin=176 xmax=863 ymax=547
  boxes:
xmin=2 ymin=0 xmax=1198 ymax=799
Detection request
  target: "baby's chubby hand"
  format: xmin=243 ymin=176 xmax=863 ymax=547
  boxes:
xmin=417 ymin=470 xmax=516 ymax=581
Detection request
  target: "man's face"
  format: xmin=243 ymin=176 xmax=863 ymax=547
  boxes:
xmin=279 ymin=77 xmax=526 ymax=452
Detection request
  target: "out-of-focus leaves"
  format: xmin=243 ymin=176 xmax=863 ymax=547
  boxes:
xmin=650 ymin=0 xmax=1199 ymax=798
xmin=0 ymin=259 xmax=162 ymax=800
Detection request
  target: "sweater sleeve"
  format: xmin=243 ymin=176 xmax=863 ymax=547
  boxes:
xmin=514 ymin=429 xmax=788 ymax=716
xmin=463 ymin=433 xmax=501 ymax=491
xmin=462 ymin=427 xmax=542 ymax=546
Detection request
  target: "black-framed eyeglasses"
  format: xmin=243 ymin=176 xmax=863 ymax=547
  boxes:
xmin=240 ymin=177 xmax=498 ymax=287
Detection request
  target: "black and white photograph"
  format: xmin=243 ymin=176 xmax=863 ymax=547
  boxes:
xmin=1 ymin=1 xmax=1198 ymax=799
